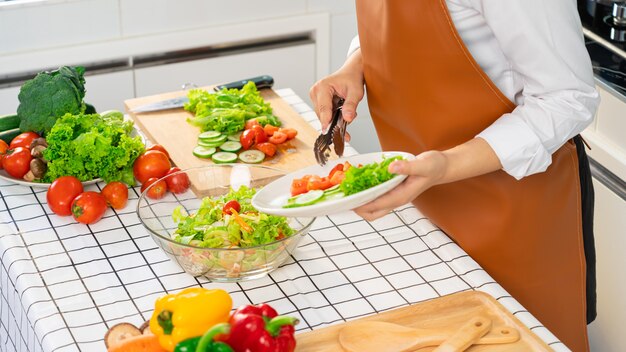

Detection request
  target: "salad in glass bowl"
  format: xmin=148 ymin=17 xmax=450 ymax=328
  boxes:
xmin=137 ymin=165 xmax=314 ymax=281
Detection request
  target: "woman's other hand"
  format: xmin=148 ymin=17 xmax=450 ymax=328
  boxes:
xmin=354 ymin=151 xmax=449 ymax=221
xmin=355 ymin=138 xmax=503 ymax=221
xmin=310 ymin=49 xmax=365 ymax=133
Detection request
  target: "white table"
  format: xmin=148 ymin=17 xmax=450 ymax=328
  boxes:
xmin=0 ymin=89 xmax=568 ymax=352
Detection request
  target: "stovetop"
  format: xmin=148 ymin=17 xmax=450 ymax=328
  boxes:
xmin=578 ymin=1 xmax=626 ymax=97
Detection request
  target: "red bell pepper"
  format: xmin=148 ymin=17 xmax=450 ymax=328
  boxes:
xmin=220 ymin=304 xmax=298 ymax=352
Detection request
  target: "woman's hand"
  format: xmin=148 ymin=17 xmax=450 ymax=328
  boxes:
xmin=354 ymin=151 xmax=449 ymax=221
xmin=355 ymin=138 xmax=503 ymax=221
xmin=310 ymin=49 xmax=365 ymax=133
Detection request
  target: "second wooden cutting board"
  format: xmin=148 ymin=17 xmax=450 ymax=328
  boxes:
xmin=124 ymin=87 xmax=321 ymax=178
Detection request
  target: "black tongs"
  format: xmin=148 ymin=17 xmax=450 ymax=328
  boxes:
xmin=313 ymin=98 xmax=347 ymax=166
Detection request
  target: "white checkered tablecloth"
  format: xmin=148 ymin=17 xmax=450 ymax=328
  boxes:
xmin=0 ymin=89 xmax=568 ymax=352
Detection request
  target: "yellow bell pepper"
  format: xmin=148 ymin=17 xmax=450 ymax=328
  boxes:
xmin=149 ymin=287 xmax=232 ymax=351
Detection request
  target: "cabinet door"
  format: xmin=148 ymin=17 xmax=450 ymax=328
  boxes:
xmin=0 ymin=86 xmax=21 ymax=115
xmin=84 ymin=71 xmax=135 ymax=113
xmin=134 ymin=44 xmax=315 ymax=103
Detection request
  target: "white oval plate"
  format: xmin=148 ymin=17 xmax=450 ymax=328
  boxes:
xmin=252 ymin=151 xmax=414 ymax=217
xmin=0 ymin=125 xmax=144 ymax=188
xmin=0 ymin=170 xmax=101 ymax=188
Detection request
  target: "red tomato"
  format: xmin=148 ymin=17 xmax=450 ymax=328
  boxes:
xmin=279 ymin=128 xmax=298 ymax=140
xmin=9 ymin=132 xmax=39 ymax=150
xmin=164 ymin=167 xmax=190 ymax=194
xmin=141 ymin=177 xmax=167 ymax=199
xmin=0 ymin=140 xmax=8 ymax=170
xmin=133 ymin=150 xmax=171 ymax=184
xmin=146 ymin=145 xmax=170 ymax=158
xmin=47 ymin=176 xmax=84 ymax=216
xmin=329 ymin=170 xmax=345 ymax=186
xmin=328 ymin=163 xmax=344 ymax=179
xmin=290 ymin=178 xmax=308 ymax=196
xmin=2 ymin=147 xmax=32 ymax=178
xmin=244 ymin=118 xmax=260 ymax=130
xmin=263 ymin=124 xmax=279 ymax=137
xmin=268 ymin=131 xmax=288 ymax=145
xmin=101 ymin=182 xmax=128 ymax=210
xmin=240 ymin=129 xmax=255 ymax=150
xmin=251 ymin=125 xmax=268 ymax=144
xmin=307 ymin=176 xmax=332 ymax=191
xmin=255 ymin=142 xmax=277 ymax=157
xmin=71 ymin=192 xmax=108 ymax=224
xmin=222 ymin=200 xmax=241 ymax=215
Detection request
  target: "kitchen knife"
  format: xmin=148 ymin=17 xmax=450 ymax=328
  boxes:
xmin=129 ymin=75 xmax=274 ymax=113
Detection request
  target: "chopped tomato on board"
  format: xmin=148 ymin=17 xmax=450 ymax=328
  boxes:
xmin=268 ymin=131 xmax=287 ymax=145
xmin=263 ymin=124 xmax=279 ymax=136
xmin=279 ymin=128 xmax=298 ymax=140
xmin=255 ymin=142 xmax=277 ymax=157
xmin=245 ymin=118 xmax=260 ymax=130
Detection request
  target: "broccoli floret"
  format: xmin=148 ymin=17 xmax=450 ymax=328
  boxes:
xmin=17 ymin=66 xmax=86 ymax=136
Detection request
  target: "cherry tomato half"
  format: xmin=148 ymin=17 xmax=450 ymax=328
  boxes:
xmin=164 ymin=167 xmax=190 ymax=194
xmin=240 ymin=129 xmax=255 ymax=150
xmin=71 ymin=192 xmax=108 ymax=224
xmin=9 ymin=132 xmax=40 ymax=150
xmin=251 ymin=125 xmax=268 ymax=144
xmin=268 ymin=131 xmax=287 ymax=145
xmin=255 ymin=142 xmax=277 ymax=157
xmin=290 ymin=178 xmax=308 ymax=197
xmin=263 ymin=124 xmax=279 ymax=137
xmin=146 ymin=144 xmax=170 ymax=158
xmin=141 ymin=177 xmax=167 ymax=199
xmin=244 ymin=118 xmax=260 ymax=130
xmin=223 ymin=200 xmax=241 ymax=215
xmin=133 ymin=150 xmax=171 ymax=184
xmin=101 ymin=181 xmax=128 ymax=210
xmin=2 ymin=147 xmax=32 ymax=178
xmin=47 ymin=176 xmax=83 ymax=216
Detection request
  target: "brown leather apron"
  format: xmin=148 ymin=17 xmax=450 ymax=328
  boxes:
xmin=355 ymin=1 xmax=589 ymax=351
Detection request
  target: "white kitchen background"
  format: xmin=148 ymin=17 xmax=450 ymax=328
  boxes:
xmin=0 ymin=0 xmax=381 ymax=153
xmin=1 ymin=1 xmax=624 ymax=352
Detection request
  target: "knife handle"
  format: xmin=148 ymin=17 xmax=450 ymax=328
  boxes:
xmin=214 ymin=75 xmax=274 ymax=91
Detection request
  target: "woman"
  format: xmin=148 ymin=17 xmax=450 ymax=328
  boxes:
xmin=310 ymin=1 xmax=598 ymax=351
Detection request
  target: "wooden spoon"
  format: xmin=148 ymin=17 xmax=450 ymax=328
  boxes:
xmin=339 ymin=318 xmax=520 ymax=352
xmin=433 ymin=317 xmax=491 ymax=352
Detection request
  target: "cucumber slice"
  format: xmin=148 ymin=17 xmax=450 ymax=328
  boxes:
xmin=212 ymin=151 xmax=238 ymax=164
xmin=193 ymin=146 xmax=217 ymax=158
xmin=198 ymin=139 xmax=227 ymax=148
xmin=198 ymin=131 xmax=222 ymax=140
xmin=238 ymin=150 xmax=265 ymax=164
xmin=227 ymin=132 xmax=242 ymax=142
xmin=323 ymin=192 xmax=345 ymax=201
xmin=295 ymin=190 xmax=325 ymax=206
xmin=219 ymin=141 xmax=242 ymax=152
xmin=324 ymin=184 xmax=341 ymax=193
xmin=199 ymin=135 xmax=227 ymax=145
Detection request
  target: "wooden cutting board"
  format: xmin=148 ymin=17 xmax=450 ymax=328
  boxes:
xmin=296 ymin=291 xmax=552 ymax=352
xmin=124 ymin=87 xmax=320 ymax=173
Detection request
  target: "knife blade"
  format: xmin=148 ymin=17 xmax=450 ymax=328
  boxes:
xmin=129 ymin=75 xmax=274 ymax=113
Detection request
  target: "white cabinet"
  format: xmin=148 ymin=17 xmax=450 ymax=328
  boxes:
xmin=134 ymin=44 xmax=316 ymax=104
xmin=587 ymin=180 xmax=626 ymax=352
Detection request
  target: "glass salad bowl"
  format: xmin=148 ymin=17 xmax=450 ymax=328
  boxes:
xmin=137 ymin=165 xmax=315 ymax=282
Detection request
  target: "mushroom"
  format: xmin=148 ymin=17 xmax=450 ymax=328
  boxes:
xmin=104 ymin=323 xmax=141 ymax=349
xmin=29 ymin=137 xmax=47 ymax=149
xmin=31 ymin=145 xmax=47 ymax=160
xmin=30 ymin=158 xmax=47 ymax=179
xmin=23 ymin=171 xmax=35 ymax=182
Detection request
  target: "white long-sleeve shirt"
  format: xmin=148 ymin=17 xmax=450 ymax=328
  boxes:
xmin=349 ymin=0 xmax=600 ymax=179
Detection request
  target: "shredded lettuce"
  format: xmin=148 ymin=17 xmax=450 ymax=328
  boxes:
xmin=172 ymin=186 xmax=294 ymax=248
xmin=184 ymin=81 xmax=280 ymax=134
xmin=340 ymin=156 xmax=403 ymax=196
xmin=42 ymin=111 xmax=144 ymax=185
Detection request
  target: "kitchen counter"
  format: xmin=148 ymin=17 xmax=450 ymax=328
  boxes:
xmin=0 ymin=89 xmax=568 ymax=352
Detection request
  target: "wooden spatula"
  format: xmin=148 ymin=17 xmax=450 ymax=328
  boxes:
xmin=338 ymin=318 xmax=520 ymax=352
xmin=433 ymin=317 xmax=490 ymax=352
